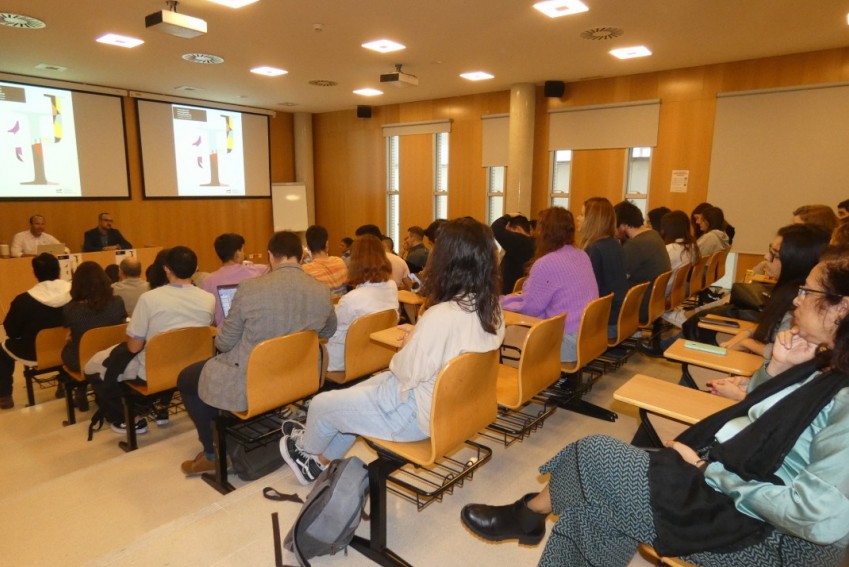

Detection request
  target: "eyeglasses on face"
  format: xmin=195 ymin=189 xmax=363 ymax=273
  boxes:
xmin=797 ymin=286 xmax=835 ymax=299
xmin=767 ymin=244 xmax=781 ymax=262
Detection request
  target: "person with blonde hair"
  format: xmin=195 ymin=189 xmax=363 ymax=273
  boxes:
xmin=793 ymin=204 xmax=839 ymax=233
xmin=577 ymin=197 xmax=627 ymax=338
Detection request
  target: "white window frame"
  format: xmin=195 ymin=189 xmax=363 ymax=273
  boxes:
xmin=486 ymin=165 xmax=506 ymax=225
xmin=433 ymin=132 xmax=449 ymax=220
xmin=550 ymin=149 xmax=572 ymax=209
xmin=624 ymin=146 xmax=652 ymax=217
xmin=386 ymin=135 xmax=400 ymax=247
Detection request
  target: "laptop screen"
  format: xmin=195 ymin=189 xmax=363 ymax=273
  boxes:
xmin=217 ymin=284 xmax=239 ymax=319
xmin=36 ymin=243 xmax=67 ymax=256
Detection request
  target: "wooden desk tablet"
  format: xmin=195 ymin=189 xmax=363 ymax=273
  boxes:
xmin=397 ymin=290 xmax=424 ymax=305
xmin=370 ymin=324 xmax=415 ymax=350
xmin=697 ymin=314 xmax=758 ymax=335
xmin=664 ymin=338 xmax=764 ymax=376
xmin=613 ymin=374 xmax=735 ymax=424
xmin=503 ymin=311 xmax=543 ymax=327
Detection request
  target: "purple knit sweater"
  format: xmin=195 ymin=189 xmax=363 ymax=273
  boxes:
xmin=500 ymin=245 xmax=599 ymax=334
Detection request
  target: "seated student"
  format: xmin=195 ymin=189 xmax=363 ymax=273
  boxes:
xmin=111 ymin=257 xmax=149 ymax=316
xmin=576 ymin=197 xmax=627 ymax=339
xmin=614 ymin=200 xmax=671 ymax=322
xmin=491 ymin=213 xmax=535 ymax=294
xmin=302 ymin=225 xmax=348 ymax=296
xmin=0 ymin=253 xmax=71 ymax=409
xmin=647 ymin=206 xmax=671 ymax=233
xmin=838 ymin=199 xmax=849 ymax=223
xmin=280 ymin=218 xmax=504 ymax=485
xmin=326 ymin=235 xmax=399 ymax=372
xmin=502 ymin=207 xmax=598 ymax=363
xmin=461 ymin=253 xmax=849 ymax=567
xmin=696 ymin=206 xmax=731 ymax=256
xmin=145 ymin=248 xmax=171 ymax=290
xmin=793 ymin=204 xmax=840 ymax=233
xmin=833 ymin=222 xmax=849 ymax=247
xmin=660 ymin=210 xmax=700 ymax=297
xmin=355 ymin=224 xmax=411 ymax=290
xmin=62 ymin=262 xmax=127 ymax=411
xmin=201 ymin=233 xmax=268 ymax=326
xmin=692 ymin=201 xmax=736 ymax=245
xmin=178 ymin=231 xmax=336 ymax=475
xmin=339 ymin=237 xmax=353 ymax=263
xmin=85 ymin=247 xmax=215 ymax=434
xmin=402 ymin=225 xmax=429 ymax=274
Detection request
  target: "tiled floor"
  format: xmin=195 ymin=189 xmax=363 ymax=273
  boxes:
xmin=1 ymin=336 xmax=684 ymax=567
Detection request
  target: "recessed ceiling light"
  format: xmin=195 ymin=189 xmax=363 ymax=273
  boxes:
xmin=533 ymin=1 xmax=588 ymax=19
xmin=610 ymin=45 xmax=652 ymax=59
xmin=0 ymin=12 xmax=46 ymax=29
xmin=35 ymin=63 xmax=67 ymax=72
xmin=96 ymin=33 xmax=144 ymax=48
xmin=460 ymin=71 xmax=494 ymax=81
xmin=353 ymin=88 xmax=383 ymax=96
xmin=251 ymin=66 xmax=288 ymax=76
xmin=362 ymin=39 xmax=406 ymax=53
xmin=207 ymin=0 xmax=260 ymax=7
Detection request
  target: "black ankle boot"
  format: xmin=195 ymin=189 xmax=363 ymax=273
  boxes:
xmin=460 ymin=493 xmax=548 ymax=545
xmin=74 ymin=386 xmax=89 ymax=412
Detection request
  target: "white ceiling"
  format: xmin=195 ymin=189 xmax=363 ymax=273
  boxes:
xmin=1 ymin=0 xmax=848 ymax=114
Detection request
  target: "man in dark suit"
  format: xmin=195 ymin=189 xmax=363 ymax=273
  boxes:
xmin=82 ymin=212 xmax=133 ymax=252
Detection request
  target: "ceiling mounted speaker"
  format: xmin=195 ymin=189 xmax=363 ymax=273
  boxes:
xmin=544 ymin=80 xmax=566 ymax=98
xmin=357 ymin=105 xmax=373 ymax=118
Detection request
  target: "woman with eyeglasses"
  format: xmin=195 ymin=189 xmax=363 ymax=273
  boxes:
xmin=461 ymin=249 xmax=849 ymax=567
xmin=688 ymin=224 xmax=831 ymax=398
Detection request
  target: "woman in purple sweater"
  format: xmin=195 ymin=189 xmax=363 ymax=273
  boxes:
xmin=501 ymin=207 xmax=599 ymax=362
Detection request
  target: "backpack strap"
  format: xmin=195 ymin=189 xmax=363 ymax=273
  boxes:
xmin=87 ymin=409 xmax=105 ymax=441
xmin=263 ymin=487 xmax=304 ymax=504
xmin=271 ymin=512 xmax=300 ymax=567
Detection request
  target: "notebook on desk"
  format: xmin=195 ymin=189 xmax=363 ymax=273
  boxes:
xmin=217 ymin=284 xmax=239 ymax=318
xmin=36 ymin=243 xmax=67 ymax=256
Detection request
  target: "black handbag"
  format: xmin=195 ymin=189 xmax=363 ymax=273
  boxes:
xmin=729 ymin=282 xmax=774 ymax=312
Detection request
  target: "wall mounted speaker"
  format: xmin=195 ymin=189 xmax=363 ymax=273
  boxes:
xmin=356 ymin=105 xmax=373 ymax=118
xmin=544 ymin=81 xmax=566 ymax=98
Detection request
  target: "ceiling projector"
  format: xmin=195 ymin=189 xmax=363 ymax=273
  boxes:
xmin=145 ymin=7 xmax=207 ymax=38
xmin=380 ymin=65 xmax=418 ymax=88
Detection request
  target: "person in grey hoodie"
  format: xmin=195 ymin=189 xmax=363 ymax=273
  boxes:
xmin=0 ymin=253 xmax=71 ymax=409
xmin=696 ymin=206 xmax=731 ymax=256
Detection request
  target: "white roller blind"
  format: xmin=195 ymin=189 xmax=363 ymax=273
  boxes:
xmin=548 ymin=100 xmax=660 ymax=151
xmin=481 ymin=114 xmax=509 ymax=167
xmin=382 ymin=119 xmax=451 ymax=137
xmin=707 ymin=82 xmax=849 ymax=253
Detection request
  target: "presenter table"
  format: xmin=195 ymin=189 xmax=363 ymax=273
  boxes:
xmin=0 ymin=248 xmax=161 ymax=321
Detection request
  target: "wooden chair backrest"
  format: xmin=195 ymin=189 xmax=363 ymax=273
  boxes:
xmin=713 ymin=248 xmax=730 ymax=284
xmin=688 ymin=256 xmax=710 ymax=296
xmin=426 ymin=350 xmax=499 ymax=465
xmin=572 ymin=294 xmax=614 ymax=368
xmin=143 ymin=326 xmax=216 ymax=394
xmin=703 ymin=253 xmax=721 ymax=289
xmin=644 ymin=271 xmax=673 ymax=325
xmin=512 ymin=276 xmax=527 ymax=294
xmin=612 ymin=282 xmax=649 ymax=346
xmin=70 ymin=323 xmax=130 ymax=381
xmin=339 ymin=309 xmax=399 ymax=383
xmin=34 ymin=327 xmax=67 ymax=368
xmin=667 ymin=264 xmax=691 ymax=310
xmin=235 ymin=330 xmax=320 ymax=419
xmin=515 ymin=314 xmax=566 ymax=405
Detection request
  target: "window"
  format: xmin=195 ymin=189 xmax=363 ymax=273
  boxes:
xmin=550 ymin=149 xmax=572 ymax=208
xmin=433 ymin=132 xmax=448 ymax=220
xmin=624 ymin=146 xmax=651 ymax=216
xmin=386 ymin=136 xmax=400 ymax=246
xmin=486 ymin=166 xmax=505 ymax=225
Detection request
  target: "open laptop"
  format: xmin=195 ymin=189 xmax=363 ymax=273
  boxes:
xmin=217 ymin=284 xmax=239 ymax=319
xmin=36 ymin=243 xmax=67 ymax=256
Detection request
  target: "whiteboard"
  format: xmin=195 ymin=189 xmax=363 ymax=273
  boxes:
xmin=271 ymin=183 xmax=308 ymax=232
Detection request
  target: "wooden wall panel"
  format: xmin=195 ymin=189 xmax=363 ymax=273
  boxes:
xmin=0 ymin=101 xmax=295 ymax=273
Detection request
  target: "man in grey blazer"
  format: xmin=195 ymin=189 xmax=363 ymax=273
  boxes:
xmin=178 ymin=231 xmax=337 ymax=476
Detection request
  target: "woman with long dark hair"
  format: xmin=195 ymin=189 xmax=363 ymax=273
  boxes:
xmin=281 ymin=218 xmax=505 ymax=485
xmin=502 ymin=207 xmax=598 ymax=362
xmin=577 ymin=197 xmax=627 ymax=338
xmin=462 ymin=250 xmax=849 ymax=567
xmin=661 ymin=210 xmax=700 ymax=270
xmin=326 ymin=235 xmax=398 ymax=372
xmin=696 ymin=206 xmax=731 ymax=256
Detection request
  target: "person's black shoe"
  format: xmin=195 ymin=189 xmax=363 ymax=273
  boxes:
xmin=73 ymin=386 xmax=90 ymax=412
xmin=636 ymin=339 xmax=665 ymax=358
xmin=460 ymin=493 xmax=547 ymax=545
xmin=55 ymin=382 xmax=66 ymax=399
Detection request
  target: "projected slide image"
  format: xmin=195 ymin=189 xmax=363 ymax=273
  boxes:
xmin=172 ymin=105 xmax=245 ymax=196
xmin=0 ymin=81 xmax=82 ymax=197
